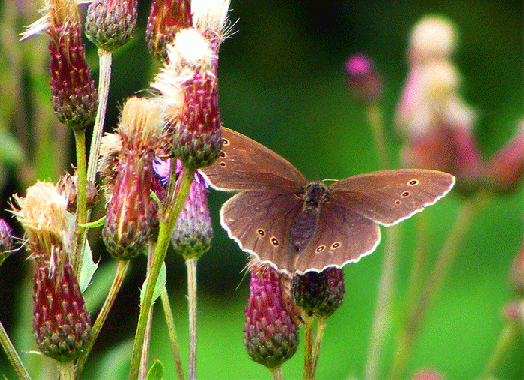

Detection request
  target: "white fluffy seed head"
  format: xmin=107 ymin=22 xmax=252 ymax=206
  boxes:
xmin=408 ymin=15 xmax=458 ymax=64
xmin=192 ymin=0 xmax=231 ymax=35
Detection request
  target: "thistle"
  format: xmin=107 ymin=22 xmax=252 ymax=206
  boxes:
xmin=102 ymin=97 xmax=164 ymax=260
xmin=345 ymin=54 xmax=383 ymax=103
xmin=12 ymin=181 xmax=91 ymax=362
xmin=85 ymin=0 xmax=138 ymax=52
xmin=153 ymin=158 xmax=213 ymax=260
xmin=146 ymin=0 xmax=192 ymax=62
xmin=244 ymin=261 xmax=300 ymax=369
xmin=150 ymin=0 xmax=230 ymax=169
xmin=35 ymin=0 xmax=98 ymax=130
xmin=291 ymin=267 xmax=345 ymax=318
xmin=0 ymin=219 xmax=14 ymax=267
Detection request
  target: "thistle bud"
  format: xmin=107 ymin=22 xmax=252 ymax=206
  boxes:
xmin=345 ymin=54 xmax=383 ymax=102
xmin=151 ymin=0 xmax=230 ymax=169
xmin=85 ymin=0 xmax=138 ymax=52
xmin=32 ymin=253 xmax=92 ymax=362
xmin=102 ymin=98 xmax=164 ymax=260
xmin=47 ymin=0 xmax=98 ymax=130
xmin=485 ymin=123 xmax=524 ymax=194
xmin=146 ymin=0 xmax=192 ymax=62
xmin=0 ymin=219 xmax=14 ymax=267
xmin=12 ymin=181 xmax=91 ymax=362
xmin=244 ymin=262 xmax=299 ymax=369
xmin=152 ymin=159 xmax=213 ymax=259
xmin=291 ymin=267 xmax=345 ymax=318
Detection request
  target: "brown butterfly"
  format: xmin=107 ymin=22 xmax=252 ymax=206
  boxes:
xmin=200 ymin=128 xmax=454 ymax=274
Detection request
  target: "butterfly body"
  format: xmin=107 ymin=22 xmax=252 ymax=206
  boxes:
xmin=200 ymin=128 xmax=455 ymax=274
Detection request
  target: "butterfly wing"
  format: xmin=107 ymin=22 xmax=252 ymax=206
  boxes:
xmin=329 ymin=169 xmax=454 ymax=226
xmin=293 ymin=201 xmax=381 ymax=273
xmin=220 ymin=190 xmax=303 ymax=274
xmin=199 ymin=128 xmax=306 ymax=192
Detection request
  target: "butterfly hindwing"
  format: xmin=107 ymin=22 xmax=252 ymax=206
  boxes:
xmin=329 ymin=169 xmax=454 ymax=226
xmin=294 ymin=201 xmax=381 ymax=274
xmin=220 ymin=190 xmax=303 ymax=273
xmin=200 ymin=128 xmax=306 ymax=192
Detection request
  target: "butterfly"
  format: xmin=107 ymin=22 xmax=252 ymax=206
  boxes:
xmin=200 ymin=128 xmax=455 ymax=274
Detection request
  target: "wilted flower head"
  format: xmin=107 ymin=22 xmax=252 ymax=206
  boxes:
xmin=345 ymin=54 xmax=383 ymax=102
xmin=22 ymin=0 xmax=98 ymax=130
xmin=291 ymin=267 xmax=345 ymax=318
xmin=408 ymin=15 xmax=457 ymax=64
xmin=57 ymin=172 xmax=98 ymax=213
xmin=153 ymin=158 xmax=213 ymax=259
xmin=12 ymin=181 xmax=92 ymax=362
xmin=102 ymin=97 xmax=165 ymax=260
xmin=85 ymin=0 xmax=139 ymax=52
xmin=484 ymin=122 xmax=524 ymax=194
xmin=150 ymin=0 xmax=231 ymax=169
xmin=244 ymin=261 xmax=299 ymax=369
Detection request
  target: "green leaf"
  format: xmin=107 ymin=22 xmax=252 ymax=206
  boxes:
xmin=140 ymin=262 xmax=166 ymax=306
xmin=146 ymin=359 xmax=164 ymax=380
xmin=78 ymin=216 xmax=106 ymax=228
xmin=79 ymin=240 xmax=98 ymax=293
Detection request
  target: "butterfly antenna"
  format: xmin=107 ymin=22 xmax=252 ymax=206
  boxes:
xmin=235 ymin=261 xmax=251 ymax=291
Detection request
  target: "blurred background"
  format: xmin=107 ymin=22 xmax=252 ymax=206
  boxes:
xmin=0 ymin=0 xmax=522 ymax=378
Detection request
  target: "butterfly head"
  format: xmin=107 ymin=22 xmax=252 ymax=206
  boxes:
xmin=302 ymin=182 xmax=330 ymax=208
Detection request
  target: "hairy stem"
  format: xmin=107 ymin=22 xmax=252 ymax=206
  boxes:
xmin=270 ymin=366 xmax=284 ymax=380
xmin=310 ymin=316 xmax=326 ymax=377
xmin=128 ymin=166 xmax=195 ymax=380
xmin=186 ymin=257 xmax=198 ymax=380
xmin=160 ymin=286 xmax=185 ymax=380
xmin=0 ymin=319 xmax=31 ymax=380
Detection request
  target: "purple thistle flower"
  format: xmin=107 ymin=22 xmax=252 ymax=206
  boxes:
xmin=244 ymin=262 xmax=299 ymax=369
xmin=345 ymin=54 xmax=383 ymax=102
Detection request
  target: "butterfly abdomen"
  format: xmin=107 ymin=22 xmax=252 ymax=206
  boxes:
xmin=290 ymin=183 xmax=330 ymax=252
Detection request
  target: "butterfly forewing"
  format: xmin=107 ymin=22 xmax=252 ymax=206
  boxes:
xmin=200 ymin=128 xmax=306 ymax=192
xmin=293 ymin=202 xmax=381 ymax=274
xmin=329 ymin=169 xmax=455 ymax=226
xmin=220 ymin=190 xmax=303 ymax=273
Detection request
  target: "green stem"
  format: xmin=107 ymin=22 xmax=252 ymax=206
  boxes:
xmin=139 ymin=243 xmax=157 ymax=380
xmin=365 ymin=102 xmax=391 ymax=170
xmin=58 ymin=361 xmax=74 ymax=380
xmin=388 ymin=190 xmax=492 ymax=379
xmin=73 ymin=129 xmax=88 ymax=275
xmin=270 ymin=366 xmax=284 ymax=380
xmin=405 ymin=212 xmax=429 ymax=315
xmin=480 ymin=321 xmax=520 ymax=379
xmin=128 ymin=166 xmax=195 ymax=380
xmin=75 ymin=260 xmax=130 ymax=378
xmin=310 ymin=316 xmax=326 ymax=377
xmin=303 ymin=316 xmax=314 ymax=380
xmin=87 ymin=50 xmax=112 ymax=186
xmin=0 ymin=319 xmax=31 ymax=380
xmin=186 ymin=258 xmax=198 ymax=380
xmin=160 ymin=286 xmax=185 ymax=380
xmin=364 ymin=225 xmax=399 ymax=380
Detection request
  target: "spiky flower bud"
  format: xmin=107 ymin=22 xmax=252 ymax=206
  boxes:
xmin=12 ymin=181 xmax=91 ymax=362
xmin=146 ymin=0 xmax=192 ymax=62
xmin=484 ymin=123 xmax=524 ymax=194
xmin=102 ymin=98 xmax=164 ymax=260
xmin=244 ymin=262 xmax=299 ymax=369
xmin=153 ymin=159 xmax=213 ymax=259
xmin=151 ymin=0 xmax=230 ymax=169
xmin=46 ymin=0 xmax=97 ymax=130
xmin=345 ymin=54 xmax=383 ymax=102
xmin=0 ymin=219 xmax=14 ymax=267
xmin=85 ymin=0 xmax=138 ymax=52
xmin=291 ymin=267 xmax=345 ymax=318
xmin=32 ymin=253 xmax=92 ymax=362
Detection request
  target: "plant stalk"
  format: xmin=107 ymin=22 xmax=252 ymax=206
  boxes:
xmin=128 ymin=165 xmax=195 ymax=380
xmin=0 ymin=319 xmax=31 ymax=380
xmin=310 ymin=316 xmax=326 ymax=377
xmin=186 ymin=257 xmax=198 ymax=380
xmin=303 ymin=316 xmax=314 ymax=380
xmin=270 ymin=366 xmax=284 ymax=380
xmin=160 ymin=286 xmax=185 ymax=380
